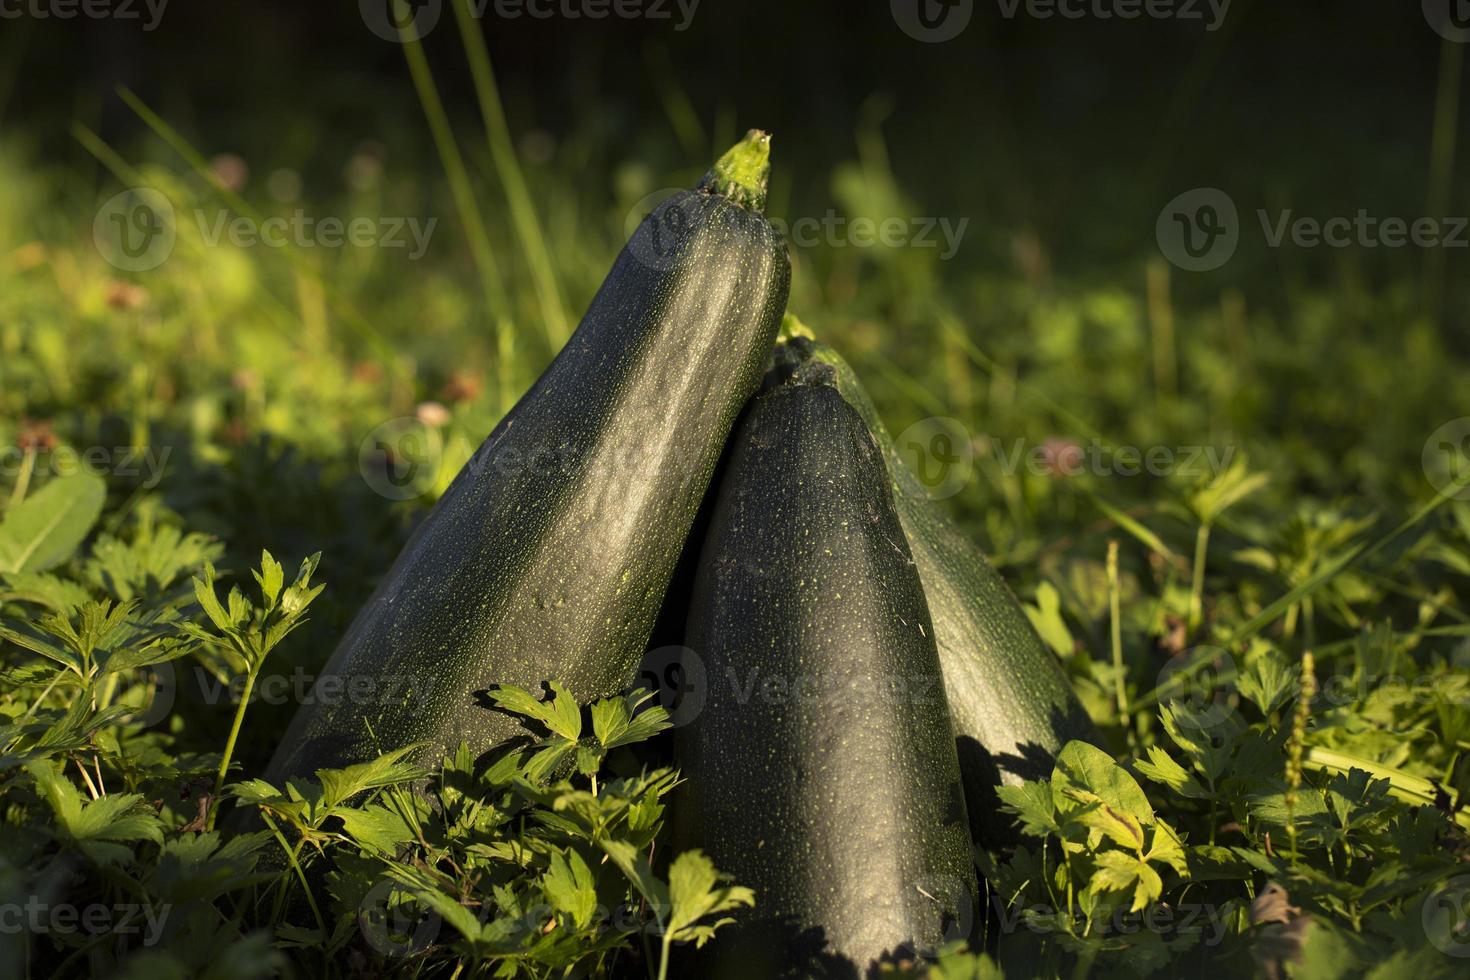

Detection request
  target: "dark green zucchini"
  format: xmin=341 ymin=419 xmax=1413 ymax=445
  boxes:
xmin=674 ymin=360 xmax=977 ymax=978
xmin=772 ymin=320 xmax=1098 ymax=853
xmin=267 ymin=132 xmax=790 ymax=783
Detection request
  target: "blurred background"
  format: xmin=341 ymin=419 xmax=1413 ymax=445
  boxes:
xmin=3 ymin=1 xmax=1468 ymax=763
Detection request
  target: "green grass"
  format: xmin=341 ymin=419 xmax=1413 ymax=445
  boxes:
xmin=2 ymin=34 xmax=1470 ymax=977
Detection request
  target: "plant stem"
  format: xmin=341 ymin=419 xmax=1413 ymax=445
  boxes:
xmin=1108 ymin=541 xmax=1129 ymax=731
xmin=1189 ymin=523 xmax=1210 ymax=632
xmin=451 ymin=0 xmax=569 ymax=348
xmin=8 ymin=446 xmax=34 ymax=508
xmin=209 ymin=668 xmax=258 ymax=829
xmin=261 ymin=811 xmax=327 ymax=937
xmin=697 ymin=130 xmax=772 ymax=212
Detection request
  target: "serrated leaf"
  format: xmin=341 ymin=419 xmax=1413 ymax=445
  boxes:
xmin=335 ymin=805 xmax=416 ymax=855
xmin=543 ymin=848 xmax=597 ymax=929
xmin=1145 ymin=821 xmax=1190 ymax=876
xmin=316 ymin=744 xmax=430 ymax=810
xmin=1134 ymin=745 xmax=1208 ymax=799
xmin=486 ymin=683 xmax=580 ymax=741
xmin=192 ymin=564 xmax=233 ymax=633
xmin=599 ymin=838 xmax=667 ymax=911
xmin=997 ymin=781 xmax=1059 ymax=838
xmin=0 ymin=623 xmax=82 ymax=675
xmin=665 ymin=849 xmax=754 ymax=947
xmin=253 ymin=550 xmax=284 ymax=607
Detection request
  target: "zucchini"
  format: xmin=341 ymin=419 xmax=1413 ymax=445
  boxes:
xmin=674 ymin=359 xmax=977 ymax=977
xmin=774 ymin=321 xmax=1098 ymax=852
xmin=267 ymin=132 xmax=790 ymax=782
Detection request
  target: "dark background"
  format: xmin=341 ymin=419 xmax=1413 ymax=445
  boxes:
xmin=5 ymin=1 xmax=1462 ymax=296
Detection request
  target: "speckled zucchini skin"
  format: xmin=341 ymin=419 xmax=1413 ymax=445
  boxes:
xmin=267 ymin=187 xmax=789 ymax=783
xmin=674 ymin=364 xmax=977 ymax=978
xmin=773 ymin=335 xmax=1098 ymax=853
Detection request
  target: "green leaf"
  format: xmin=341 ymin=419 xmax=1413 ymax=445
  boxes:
xmin=27 ymin=759 xmax=163 ymax=863
xmin=384 ymin=864 xmax=486 ymax=945
xmin=543 ymin=848 xmax=598 ymax=929
xmin=1186 ymin=455 xmax=1269 ymax=526
xmin=1024 ymin=581 xmax=1075 ymax=659
xmin=335 ymin=805 xmax=416 ymax=855
xmin=1134 ymin=745 xmax=1208 ymax=799
xmin=487 ymin=682 xmax=581 ymax=741
xmin=1144 ymin=821 xmax=1190 ymax=876
xmin=1052 ymin=741 xmax=1154 ymax=828
xmin=0 ymin=472 xmax=106 ymax=573
xmin=599 ymin=838 xmax=667 ymax=912
xmin=996 ymin=781 xmax=1059 ymax=838
xmin=665 ymin=849 xmax=755 ymax=947
xmin=0 ymin=622 xmax=83 ymax=675
xmin=192 ymin=563 xmax=233 ymax=633
xmin=253 ymin=550 xmax=284 ymax=608
xmin=1238 ymin=650 xmax=1297 ymax=715
xmin=316 ymin=745 xmax=431 ymax=810
xmin=1071 ymin=795 xmax=1147 ymax=851
xmin=591 ymin=690 xmax=671 ymax=749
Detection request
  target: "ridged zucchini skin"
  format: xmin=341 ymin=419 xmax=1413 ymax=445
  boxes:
xmin=267 ymin=174 xmax=790 ymax=783
xmin=773 ymin=332 xmax=1098 ymax=853
xmin=674 ymin=366 xmax=977 ymax=978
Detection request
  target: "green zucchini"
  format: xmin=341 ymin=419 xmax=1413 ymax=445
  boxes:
xmin=774 ymin=320 xmax=1098 ymax=853
xmin=674 ymin=359 xmax=977 ymax=977
xmin=267 ymin=132 xmax=790 ymax=783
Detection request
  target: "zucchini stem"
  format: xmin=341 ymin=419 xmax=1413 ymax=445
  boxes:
xmin=698 ymin=129 xmax=772 ymax=212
